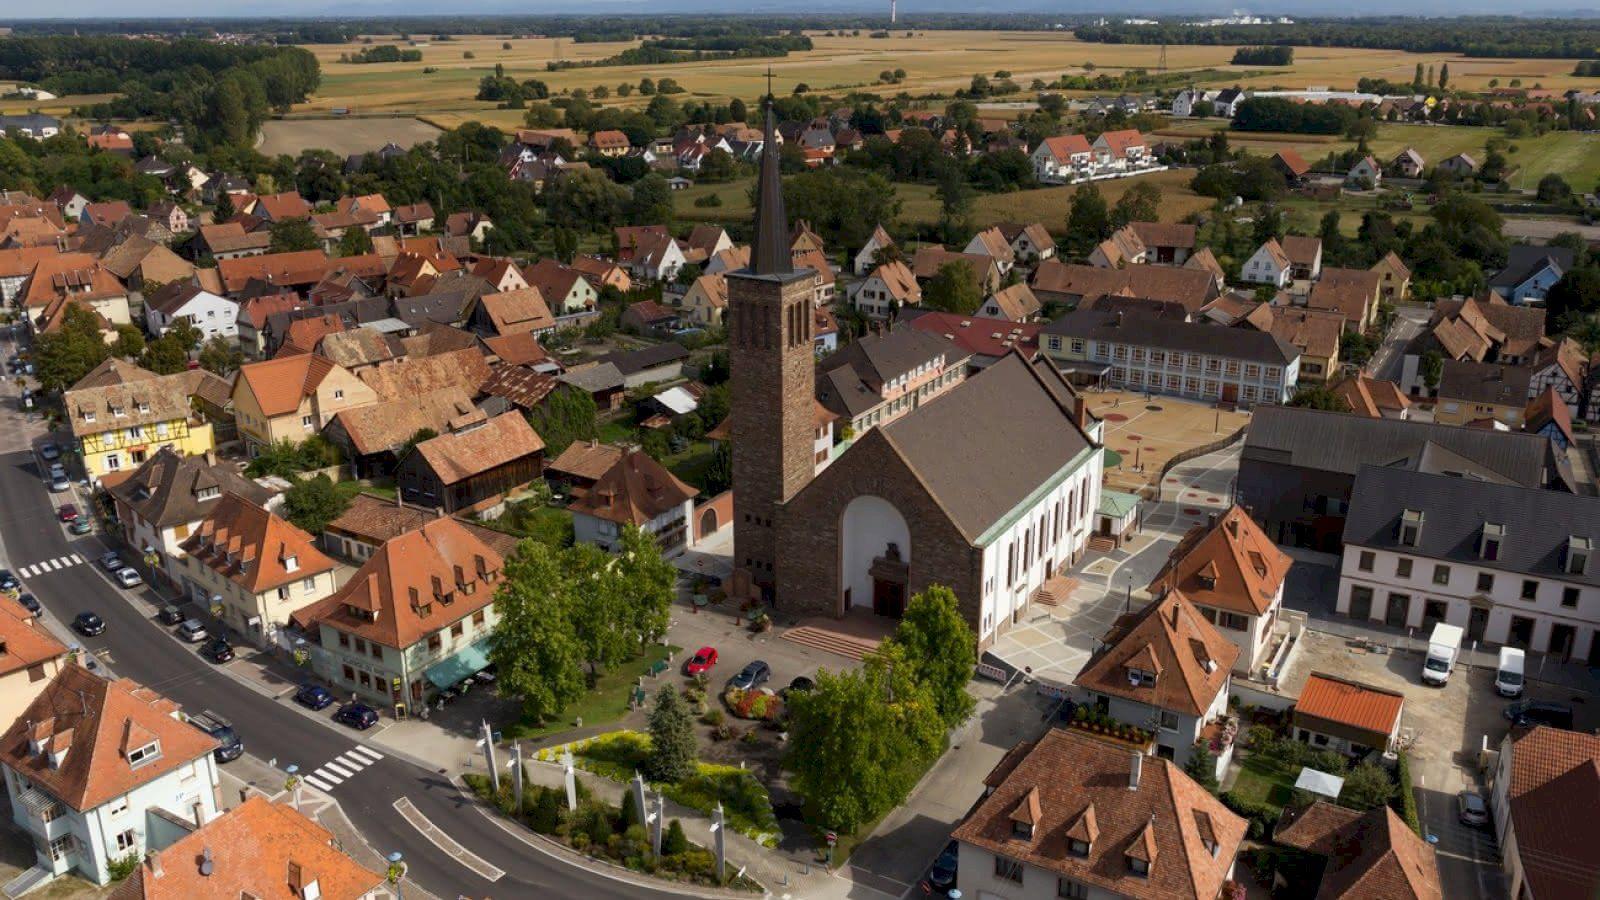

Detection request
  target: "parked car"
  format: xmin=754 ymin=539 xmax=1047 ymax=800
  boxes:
xmin=38 ymin=442 xmax=59 ymax=461
xmin=67 ymin=519 xmax=93 ymax=535
xmin=48 ymin=473 xmax=69 ymax=493
xmin=187 ymin=710 xmax=244 ymax=762
xmin=294 ymin=683 xmax=335 ymax=711
xmin=73 ymin=612 xmax=106 ymax=636
xmin=729 ymin=660 xmax=771 ymax=691
xmin=157 ymin=605 xmax=185 ymax=626
xmin=780 ymin=675 xmax=815 ymax=699
xmin=334 ymin=703 xmax=379 ymax=730
xmin=1504 ymin=700 xmax=1575 ymax=730
xmin=15 ymin=593 xmax=40 ymax=614
xmin=98 ymin=552 xmax=123 ymax=572
xmin=0 ymin=570 xmax=18 ymax=591
xmin=1457 ymin=790 xmax=1489 ymax=827
xmin=201 ymin=637 xmax=235 ymax=663
xmin=684 ymin=646 xmax=718 ymax=676
xmin=114 ymin=568 xmax=142 ymax=589
xmin=177 ymin=619 xmax=209 ymax=642
xmin=923 ymin=840 xmax=959 ymax=893
xmin=57 ymin=504 xmax=80 ymax=523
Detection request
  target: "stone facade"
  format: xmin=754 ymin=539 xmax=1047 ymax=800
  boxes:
xmin=729 ymin=267 xmax=818 ymax=589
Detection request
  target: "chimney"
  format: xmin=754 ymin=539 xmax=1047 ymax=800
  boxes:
xmin=1207 ymin=512 xmax=1218 ymax=528
xmin=1072 ymin=395 xmax=1089 ymax=431
xmin=192 ymin=801 xmax=205 ymax=828
xmin=145 ymin=850 xmax=163 ymax=879
xmin=1129 ymin=751 xmax=1143 ymax=791
xmin=203 ymin=449 xmax=217 ymax=467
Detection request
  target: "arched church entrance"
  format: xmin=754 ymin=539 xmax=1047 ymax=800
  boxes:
xmin=839 ymin=495 xmax=911 ymax=618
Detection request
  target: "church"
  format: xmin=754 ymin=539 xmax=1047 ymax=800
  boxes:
xmin=728 ymin=108 xmax=1106 ymax=651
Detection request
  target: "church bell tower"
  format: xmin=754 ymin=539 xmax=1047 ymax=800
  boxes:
xmin=728 ymin=104 xmax=816 ymax=591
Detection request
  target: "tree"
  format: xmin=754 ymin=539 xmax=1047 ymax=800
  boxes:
xmin=890 ymin=585 xmax=976 ymax=728
xmin=268 ymin=217 xmax=321 ymax=253
xmin=1338 ymin=762 xmax=1396 ymax=811
xmin=612 ymin=524 xmax=674 ymax=649
xmin=1536 ymin=173 xmax=1574 ymax=205
xmin=662 ymin=819 xmax=689 ymax=855
xmin=1064 ymin=183 xmax=1110 ymax=258
xmin=140 ymin=321 xmax=200 ymax=374
xmin=33 ymin=304 xmax=111 ymax=393
xmin=1420 ymin=349 xmax=1444 ymax=391
xmin=627 ymin=173 xmax=674 ymax=227
xmin=280 ymin=474 xmax=350 ymax=536
xmin=529 ymin=386 xmax=598 ymax=456
xmin=922 ymin=261 xmax=982 ymax=315
xmin=1546 ymin=267 xmax=1600 ymax=325
xmin=1288 ymin=384 xmax=1351 ymax=412
xmin=1252 ymin=206 xmax=1284 ymax=246
xmin=110 ymin=325 xmax=146 ymax=359
xmin=338 ymin=226 xmax=374 ymax=256
xmin=1413 ymin=62 xmax=1425 ymax=89
xmin=1438 ymin=62 xmax=1450 ymax=90
xmin=779 ymin=167 xmax=901 ymax=253
xmin=546 ymin=168 xmax=629 ymax=232
xmin=198 ymin=336 xmax=244 ymax=376
xmin=1110 ymin=181 xmax=1162 ymax=228
xmin=214 ymin=191 xmax=236 ymax=223
xmin=645 ymin=685 xmax=697 ymax=783
xmin=399 ymin=427 xmax=438 ymax=460
xmin=1184 ymin=744 xmax=1220 ymax=794
xmin=489 ymin=542 xmax=586 ymax=724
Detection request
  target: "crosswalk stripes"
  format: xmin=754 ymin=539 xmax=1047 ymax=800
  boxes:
xmin=304 ymin=744 xmax=385 ymax=793
xmin=18 ymin=555 xmax=84 ymax=579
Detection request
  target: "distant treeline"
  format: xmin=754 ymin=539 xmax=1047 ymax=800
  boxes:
xmin=547 ymin=34 xmax=812 ymax=71
xmin=0 ymin=36 xmax=318 ymax=149
xmin=341 ymin=45 xmax=423 ymax=64
xmin=1233 ymin=96 xmax=1358 ymax=134
xmin=1076 ymin=19 xmax=1600 ymax=59
xmin=1230 ymin=45 xmax=1293 ymax=66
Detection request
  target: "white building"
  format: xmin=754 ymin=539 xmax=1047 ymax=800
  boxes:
xmin=1241 ymin=238 xmax=1293 ymax=287
xmin=568 ymin=449 xmax=698 ymax=554
xmin=1030 ymin=134 xmax=1094 ymax=184
xmin=1337 ymin=466 xmax=1600 ymax=665
xmin=851 ymin=260 xmax=920 ymax=319
xmin=854 ymin=224 xmax=895 ymax=276
xmin=144 ymin=283 xmax=239 ymax=342
xmin=0 ymin=665 xmax=222 ymax=887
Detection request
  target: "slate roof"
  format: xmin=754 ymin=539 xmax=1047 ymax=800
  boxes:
xmin=1342 ymin=466 xmax=1600 ymax=587
xmin=1044 ymin=308 xmax=1297 ymax=365
xmin=107 ymin=446 xmax=274 ymax=530
xmin=1436 ymin=360 xmax=1534 ymax=407
xmin=598 ymin=342 xmax=689 ymax=376
xmin=1243 ymin=405 xmax=1564 ymax=488
xmin=1489 ymin=245 xmax=1576 ymax=291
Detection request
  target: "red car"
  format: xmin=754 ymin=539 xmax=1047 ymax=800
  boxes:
xmin=57 ymin=504 xmax=80 ymax=523
xmin=685 ymin=646 xmax=718 ymax=676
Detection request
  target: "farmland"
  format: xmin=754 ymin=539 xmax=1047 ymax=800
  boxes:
xmin=257 ymin=116 xmax=442 ymax=157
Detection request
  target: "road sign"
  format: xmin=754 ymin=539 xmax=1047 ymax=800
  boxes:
xmin=825 ymin=831 xmax=837 ymax=846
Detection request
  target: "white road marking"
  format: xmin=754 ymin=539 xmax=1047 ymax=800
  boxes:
xmin=44 ymin=560 xmax=59 ymax=571
xmin=313 ymin=768 xmax=344 ymax=785
xmin=303 ymin=774 xmax=334 ymax=792
xmin=320 ymin=760 xmax=354 ymax=779
xmin=68 ymin=554 xmax=81 ymax=564
xmin=52 ymin=556 xmax=69 ymax=568
xmin=19 ymin=565 xmax=35 ymax=578
xmin=349 ymin=745 xmax=383 ymax=762
xmin=336 ymin=751 xmax=370 ymax=770
xmin=395 ymin=797 xmax=505 ymax=881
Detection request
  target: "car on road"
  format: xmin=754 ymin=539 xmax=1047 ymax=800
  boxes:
xmin=684 ymin=646 xmax=718 ymax=676
xmin=177 ymin=619 xmax=209 ymax=642
xmin=187 ymin=710 xmax=244 ymax=762
xmin=114 ymin=567 xmax=142 ymax=589
xmin=728 ymin=660 xmax=771 ymax=691
xmin=15 ymin=593 xmax=40 ymax=614
xmin=98 ymin=552 xmax=123 ymax=572
xmin=294 ymin=683 xmax=335 ymax=710
xmin=57 ymin=504 xmax=80 ymax=523
xmin=38 ymin=442 xmax=59 ymax=461
xmin=201 ymin=637 xmax=235 ymax=663
xmin=157 ymin=605 xmax=184 ymax=626
xmin=334 ymin=703 xmax=379 ymax=730
xmin=0 ymin=570 xmax=18 ymax=591
xmin=67 ymin=518 xmax=92 ymax=535
xmin=923 ymin=840 xmax=959 ymax=893
xmin=48 ymin=472 xmax=70 ymax=493
xmin=1504 ymin=699 xmax=1575 ymax=730
xmin=1456 ymin=790 xmax=1489 ymax=827
xmin=73 ymin=612 xmax=106 ymax=636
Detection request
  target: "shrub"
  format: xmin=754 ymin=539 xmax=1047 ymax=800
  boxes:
xmin=1311 ymin=750 xmax=1348 ymax=774
xmin=528 ymin=785 xmax=565 ymax=834
xmin=1392 ymin=750 xmax=1423 ymax=835
xmin=1245 ymin=724 xmax=1277 ymax=749
xmin=663 ymin=818 xmax=689 ymax=855
xmin=701 ymin=708 xmax=725 ymax=727
xmin=1221 ymin=791 xmax=1281 ymax=840
xmin=693 ymin=193 xmax=722 ymax=208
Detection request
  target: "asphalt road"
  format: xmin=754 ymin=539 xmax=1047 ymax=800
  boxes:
xmin=0 ymin=448 xmax=690 ymax=900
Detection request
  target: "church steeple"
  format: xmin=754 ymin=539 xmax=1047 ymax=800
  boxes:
xmin=749 ymin=104 xmax=792 ymax=277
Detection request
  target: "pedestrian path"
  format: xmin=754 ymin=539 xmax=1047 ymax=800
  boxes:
xmin=302 ymin=744 xmax=384 ymax=792
xmin=17 ymin=554 xmax=82 ymax=579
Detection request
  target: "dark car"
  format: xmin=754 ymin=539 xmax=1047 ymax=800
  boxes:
xmin=924 ymin=840 xmax=959 ymax=893
xmin=729 ymin=660 xmax=771 ymax=691
xmin=156 ymin=605 xmax=185 ymax=626
xmin=1457 ymin=790 xmax=1489 ymax=827
xmin=334 ymin=703 xmax=379 ymax=730
xmin=57 ymin=504 xmax=79 ymax=523
xmin=1504 ymin=699 xmax=1574 ymax=730
xmin=201 ymin=637 xmax=235 ymax=663
xmin=73 ymin=612 xmax=106 ymax=636
xmin=780 ymin=675 xmax=815 ymax=699
xmin=0 ymin=570 xmax=18 ymax=591
xmin=294 ymin=683 xmax=335 ymax=711
xmin=187 ymin=710 xmax=244 ymax=763
xmin=15 ymin=593 xmax=40 ymax=614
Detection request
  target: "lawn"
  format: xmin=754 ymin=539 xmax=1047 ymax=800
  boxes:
xmin=597 ymin=419 xmax=638 ymax=445
xmin=506 ymin=643 xmax=679 ymax=741
xmin=1230 ymin=754 xmax=1301 ymax=809
xmin=662 ymin=439 xmax=717 ymax=491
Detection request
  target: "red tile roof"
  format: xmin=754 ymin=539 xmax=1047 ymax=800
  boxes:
xmin=1149 ymin=505 xmax=1292 ymax=617
xmin=1294 ymin=673 xmax=1404 ymax=739
xmin=1073 ymin=591 xmax=1238 ymax=717
xmin=1504 ymin=726 xmax=1600 ymax=900
xmin=903 ymin=311 xmax=1041 ymax=362
xmin=567 ymin=448 xmax=697 ymax=526
xmin=413 ymin=413 xmax=544 ymax=485
xmin=180 ymin=492 xmax=337 ymax=593
xmin=1275 ymin=801 xmax=1442 ymax=900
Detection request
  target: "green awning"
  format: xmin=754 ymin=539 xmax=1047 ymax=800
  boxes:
xmin=1098 ymin=490 xmax=1141 ymax=519
xmin=425 ymin=640 xmax=491 ymax=690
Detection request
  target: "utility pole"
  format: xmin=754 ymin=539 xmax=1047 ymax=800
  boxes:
xmin=562 ymin=749 xmax=578 ymax=811
xmin=481 ymin=719 xmax=499 ymax=792
xmin=511 ymin=742 xmax=524 ymax=812
xmin=711 ymin=803 xmax=727 ymax=882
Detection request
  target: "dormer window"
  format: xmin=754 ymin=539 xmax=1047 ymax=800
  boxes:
xmin=82 ymin=410 xmax=95 ymax=423
xmin=1068 ymin=838 xmax=1090 ymax=858
xmin=196 ymin=486 xmax=219 ymax=501
xmin=137 ymin=402 xmax=149 ymax=414
xmin=1480 ymin=523 xmax=1504 ymax=561
xmin=1126 ymin=666 xmax=1156 ymax=687
xmin=111 ymin=405 xmax=125 ymax=418
xmin=1012 ymin=819 xmax=1033 ymax=839
xmin=1128 ymin=857 xmax=1150 ymax=877
xmin=127 ymin=741 xmax=161 ymax=767
xmin=1567 ymin=536 xmax=1591 ymax=576
xmin=283 ymin=555 xmax=298 ymax=573
xmin=1399 ymin=509 xmax=1424 ymax=547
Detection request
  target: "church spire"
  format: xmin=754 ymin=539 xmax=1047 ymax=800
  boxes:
xmin=749 ymin=99 xmax=792 ymax=276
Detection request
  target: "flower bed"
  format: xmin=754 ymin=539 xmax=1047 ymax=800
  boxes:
xmin=536 ymin=731 xmax=781 ymax=847
xmin=1067 ymin=706 xmax=1153 ymax=746
xmin=462 ymin=772 xmax=760 ymax=891
xmin=722 ymin=687 xmax=783 ymax=721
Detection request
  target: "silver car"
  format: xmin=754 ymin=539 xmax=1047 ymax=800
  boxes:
xmin=1457 ymin=790 xmax=1489 ymax=827
xmin=177 ymin=619 xmax=209 ymax=643
xmin=114 ymin=568 xmax=142 ymax=589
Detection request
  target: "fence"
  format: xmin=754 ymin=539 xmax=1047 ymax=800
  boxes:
xmin=1156 ymin=423 xmax=1249 ymax=501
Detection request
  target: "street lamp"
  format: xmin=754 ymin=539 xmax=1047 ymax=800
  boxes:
xmin=1121 ymin=570 xmax=1136 ymax=615
xmin=386 ymin=851 xmax=405 ymax=899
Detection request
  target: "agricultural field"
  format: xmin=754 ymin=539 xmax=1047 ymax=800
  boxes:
xmin=257 ymin=116 xmax=442 ymax=157
xmin=676 ymin=167 xmax=1208 ymax=231
xmin=1157 ymin=120 xmax=1600 ymax=191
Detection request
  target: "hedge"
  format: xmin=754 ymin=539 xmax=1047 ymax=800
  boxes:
xmin=1391 ymin=749 xmax=1423 ymax=836
xmin=1221 ymin=790 xmax=1281 ymax=840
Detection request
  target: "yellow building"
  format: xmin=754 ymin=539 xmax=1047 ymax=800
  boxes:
xmin=232 ymin=354 xmax=377 ymax=455
xmin=0 ymin=596 xmax=69 ymax=730
xmin=63 ymin=362 xmax=230 ymax=482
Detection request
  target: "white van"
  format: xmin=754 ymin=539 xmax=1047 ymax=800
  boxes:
xmin=1496 ymin=647 xmax=1526 ymax=698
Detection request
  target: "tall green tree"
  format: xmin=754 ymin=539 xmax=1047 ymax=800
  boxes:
xmin=140 ymin=321 xmax=200 ymax=374
xmin=198 ymin=336 xmax=244 ymax=376
xmin=922 ymin=261 xmax=982 ymax=315
xmin=627 ymin=173 xmax=674 ymax=227
xmin=338 ymin=226 xmax=374 ymax=256
xmin=645 ymin=685 xmax=697 ymax=783
xmin=566 ymin=541 xmax=635 ymax=676
xmin=280 ymin=474 xmax=351 ymax=536
xmin=1110 ymin=181 xmax=1162 ymax=228
xmin=489 ymin=542 xmax=587 ymax=724
xmin=33 ymin=304 xmax=111 ymax=393
xmin=613 ymin=524 xmax=675 ymax=646
xmin=268 ymin=217 xmax=321 ymax=253
xmin=110 ymin=325 xmax=146 ymax=359
xmin=1288 ymin=384 xmax=1351 ymax=412
xmin=1064 ymin=183 xmax=1110 ymax=258
xmin=890 ymin=585 xmax=976 ymax=728
xmin=529 ymin=386 xmax=598 ymax=456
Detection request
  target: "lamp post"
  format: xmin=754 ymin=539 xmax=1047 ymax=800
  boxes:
xmin=284 ymin=764 xmax=300 ymax=810
xmin=1122 ymin=570 xmax=1135 ymax=615
xmin=386 ymin=851 xmax=405 ymax=900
